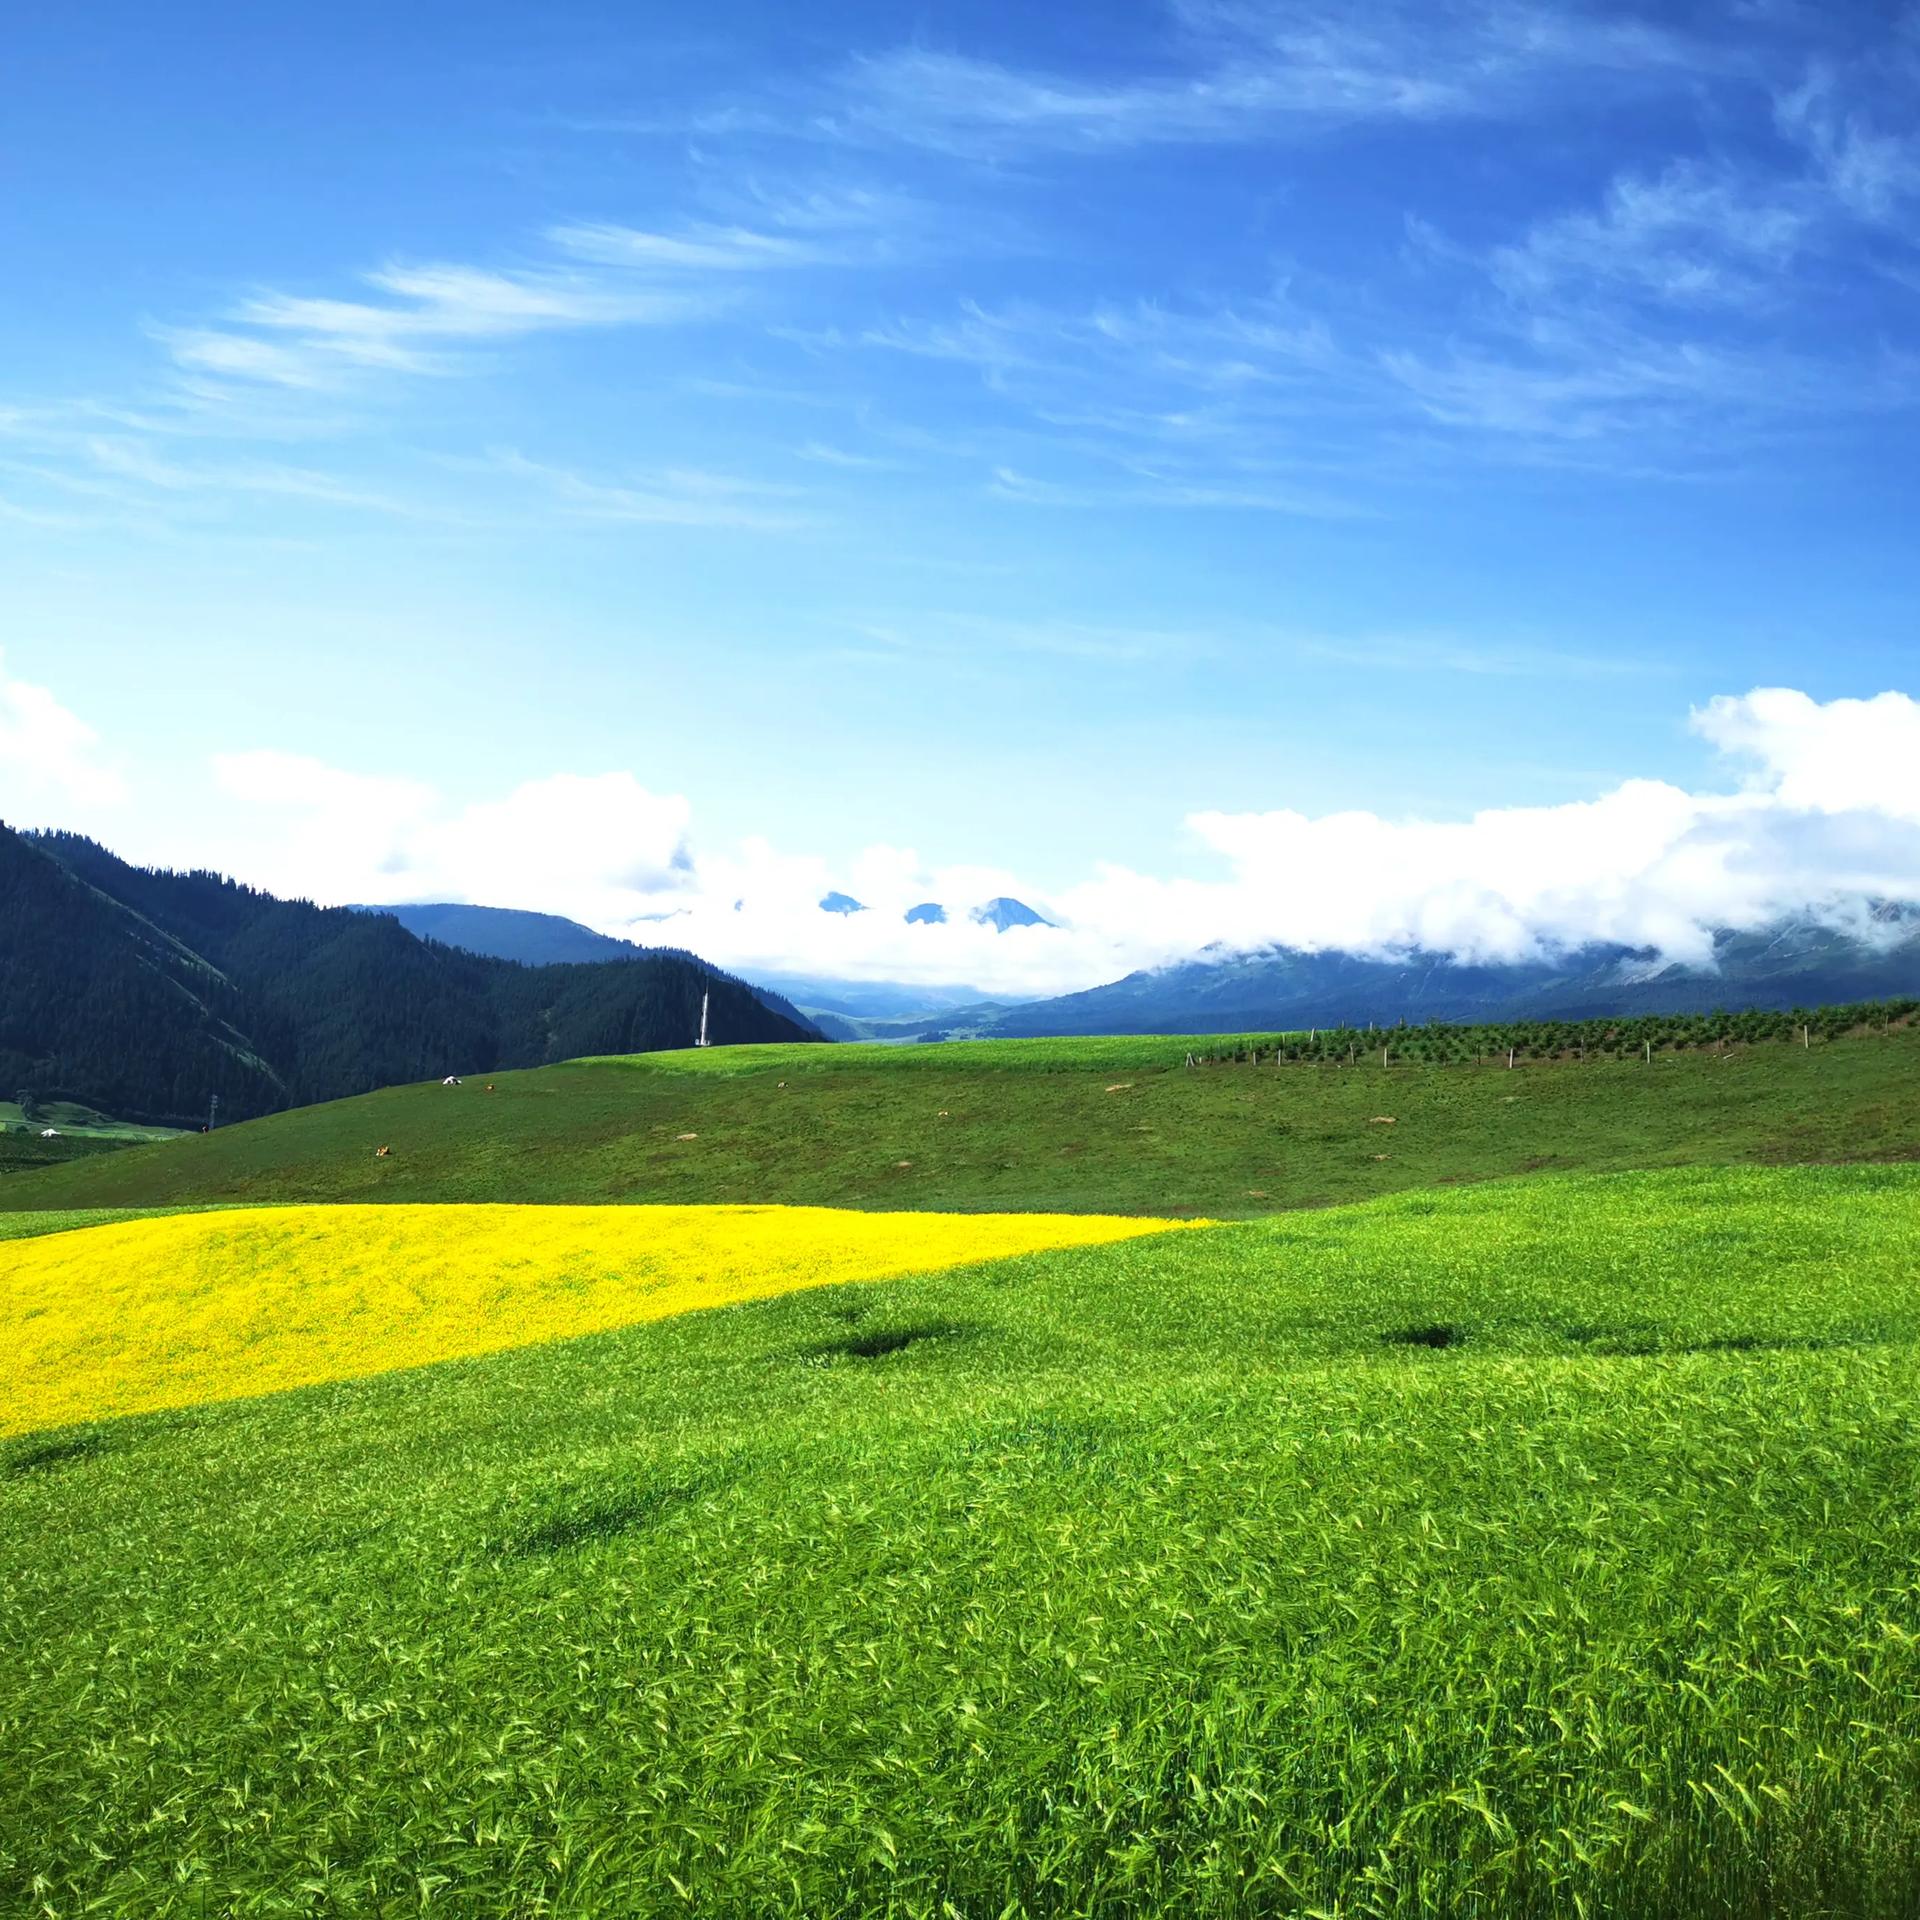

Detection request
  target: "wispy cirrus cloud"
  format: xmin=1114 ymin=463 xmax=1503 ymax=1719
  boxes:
xmin=3 ymin=175 xmax=925 ymax=536
xmin=481 ymin=449 xmax=813 ymax=531
xmin=847 ymin=610 xmax=1214 ymax=666
xmin=988 ymin=462 xmax=1366 ymax=518
xmin=1775 ymin=60 xmax=1920 ymax=226
xmin=172 ymin=263 xmax=716 ymax=393
xmin=1484 ymin=162 xmax=1818 ymax=312
xmin=146 ymin=176 xmax=920 ymax=410
xmin=547 ymin=223 xmax=832 ymax=272
xmin=811 ymin=2 xmax=1721 ymax=158
xmin=828 ymin=71 xmax=1920 ymax=495
xmin=83 ymin=436 xmax=424 ymax=516
xmin=797 ymin=440 xmax=906 ymax=470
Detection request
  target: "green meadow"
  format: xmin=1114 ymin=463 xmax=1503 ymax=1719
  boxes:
xmin=6 ymin=1026 xmax=1920 ymax=1916
xmin=5 ymin=1024 xmax=1916 ymax=1218
xmin=7 ymin=1166 xmax=1920 ymax=1916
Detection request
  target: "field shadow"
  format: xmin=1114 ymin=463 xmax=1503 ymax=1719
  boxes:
xmin=509 ymin=1482 xmax=701 ymax=1559
xmin=1383 ymin=1323 xmax=1466 ymax=1350
xmin=818 ymin=1322 xmax=971 ymax=1361
xmin=5 ymin=1432 xmax=109 ymax=1478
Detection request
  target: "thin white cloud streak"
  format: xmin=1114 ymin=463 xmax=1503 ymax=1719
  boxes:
xmin=159 ymin=183 xmax=921 ymax=402
xmin=176 ymin=268 xmax=717 ymax=394
xmin=816 ymin=4 xmax=1717 ymax=158
xmin=550 ymin=222 xmax=835 ymax=271
xmin=988 ymin=462 xmax=1367 ymax=518
xmin=178 ymin=687 xmax=1920 ymax=1001
xmin=798 ymin=441 xmax=906 ymax=470
xmin=850 ymin=611 xmax=1213 ymax=665
xmin=480 ymin=450 xmax=813 ymax=531
xmin=84 ymin=437 xmax=420 ymax=516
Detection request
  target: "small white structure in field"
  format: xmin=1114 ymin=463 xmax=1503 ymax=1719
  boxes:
xmin=39 ymin=1127 xmax=60 ymax=1138
xmin=442 ymin=1075 xmax=462 ymax=1086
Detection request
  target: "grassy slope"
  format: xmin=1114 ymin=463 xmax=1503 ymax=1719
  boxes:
xmin=4 ymin=1028 xmax=1917 ymax=1217
xmin=0 ymin=1100 xmax=180 ymax=1180
xmin=6 ymin=1165 xmax=1920 ymax=1917
xmin=0 ymin=1132 xmax=130 ymax=1179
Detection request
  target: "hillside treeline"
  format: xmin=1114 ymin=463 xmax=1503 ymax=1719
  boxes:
xmin=1 ymin=826 xmax=816 ymax=1126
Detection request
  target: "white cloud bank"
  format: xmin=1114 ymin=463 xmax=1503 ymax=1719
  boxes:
xmin=0 ymin=649 xmax=125 ymax=824
xmin=185 ymin=686 xmax=1920 ymax=1000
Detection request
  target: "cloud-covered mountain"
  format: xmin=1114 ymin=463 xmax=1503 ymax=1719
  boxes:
xmin=969 ymin=897 xmax=1051 ymax=931
xmin=118 ymin=687 xmax=1919 ymax=1005
xmin=987 ymin=916 xmax=1920 ymax=1037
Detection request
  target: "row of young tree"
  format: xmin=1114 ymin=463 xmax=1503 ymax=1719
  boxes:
xmin=1187 ymin=997 xmax=1920 ymax=1067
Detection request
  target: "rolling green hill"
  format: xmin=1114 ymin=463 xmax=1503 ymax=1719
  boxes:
xmin=8 ymin=1164 xmax=1920 ymax=1916
xmin=7 ymin=1022 xmax=1917 ymax=1217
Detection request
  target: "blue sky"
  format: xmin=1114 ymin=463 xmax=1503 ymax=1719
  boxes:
xmin=4 ymin=1 xmax=1919 ymax=992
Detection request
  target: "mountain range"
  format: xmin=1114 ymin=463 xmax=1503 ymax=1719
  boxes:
xmin=984 ymin=917 xmax=1920 ymax=1038
xmin=9 ymin=817 xmax=1915 ymax=1124
xmin=359 ymin=900 xmax=1920 ymax=1042
xmin=0 ymin=828 xmax=816 ymax=1126
xmin=351 ymin=901 xmax=817 ymax=1032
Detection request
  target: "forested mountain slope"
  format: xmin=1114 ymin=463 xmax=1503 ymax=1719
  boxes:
xmin=1 ymin=827 xmax=817 ymax=1125
xmin=350 ymin=901 xmax=820 ymax=1034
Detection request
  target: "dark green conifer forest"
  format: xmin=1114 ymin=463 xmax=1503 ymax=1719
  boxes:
xmin=0 ymin=825 xmax=815 ymax=1125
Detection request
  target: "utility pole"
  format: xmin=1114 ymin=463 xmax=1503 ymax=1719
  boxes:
xmin=206 ymin=1092 xmax=220 ymax=1133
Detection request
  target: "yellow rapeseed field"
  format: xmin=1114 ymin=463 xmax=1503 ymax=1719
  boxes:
xmin=2 ymin=1203 xmax=1198 ymax=1436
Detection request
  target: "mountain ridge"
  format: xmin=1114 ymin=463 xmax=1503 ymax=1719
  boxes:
xmin=986 ymin=919 xmax=1920 ymax=1036
xmin=2 ymin=828 xmax=818 ymax=1125
xmin=349 ymin=902 xmax=819 ymax=1034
